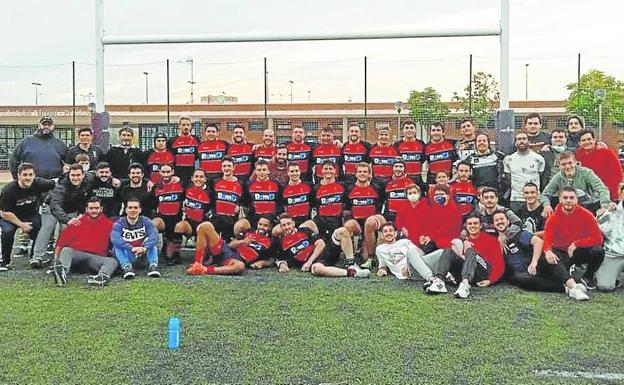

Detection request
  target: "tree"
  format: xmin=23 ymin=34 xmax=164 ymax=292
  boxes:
xmin=407 ymin=87 xmax=449 ymax=129
xmin=452 ymin=72 xmax=500 ymax=127
xmin=566 ymin=69 xmax=624 ymax=127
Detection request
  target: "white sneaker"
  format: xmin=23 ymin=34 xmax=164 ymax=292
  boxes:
xmin=347 ymin=264 xmax=370 ymax=278
xmin=566 ymin=285 xmax=589 ymax=301
xmin=575 ymin=283 xmax=588 ymax=294
xmin=426 ymin=277 xmax=448 ymax=294
xmin=454 ymin=281 xmax=470 ymax=299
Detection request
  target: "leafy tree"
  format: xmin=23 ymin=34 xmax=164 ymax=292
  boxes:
xmin=452 ymin=72 xmax=500 ymax=127
xmin=407 ymin=87 xmax=449 ymax=129
xmin=566 ymin=69 xmax=624 ymax=127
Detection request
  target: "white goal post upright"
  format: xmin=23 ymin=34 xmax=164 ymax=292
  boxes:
xmin=94 ymin=0 xmax=510 ymax=113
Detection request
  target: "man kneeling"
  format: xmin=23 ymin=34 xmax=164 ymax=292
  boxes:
xmin=52 ymin=197 xmax=117 ymax=286
xmin=276 ymin=213 xmax=370 ymax=278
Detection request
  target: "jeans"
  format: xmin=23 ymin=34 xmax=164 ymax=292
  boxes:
xmin=113 ymin=246 xmax=159 ymax=270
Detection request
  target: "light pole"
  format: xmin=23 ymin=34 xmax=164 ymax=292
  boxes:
xmin=394 ymin=101 xmax=404 ymax=139
xmin=307 ymin=90 xmax=311 ymax=103
xmin=143 ymin=71 xmax=149 ymax=104
xmin=31 ymin=82 xmax=42 ymax=105
xmin=525 ymin=63 xmax=529 ymax=101
xmin=186 ymin=57 xmax=195 ymax=104
xmin=595 ymin=88 xmax=606 ymax=140
xmin=289 ymin=80 xmax=294 ymax=103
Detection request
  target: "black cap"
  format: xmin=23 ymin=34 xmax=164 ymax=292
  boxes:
xmin=39 ymin=115 xmax=53 ymax=124
xmin=153 ymin=132 xmax=168 ymax=143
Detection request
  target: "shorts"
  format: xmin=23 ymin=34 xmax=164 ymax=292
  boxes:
xmin=212 ymin=244 xmax=244 ymax=266
xmin=320 ymin=238 xmax=341 ymax=267
xmin=209 ymin=214 xmax=236 ymax=242
xmin=314 ymin=216 xmax=342 ymax=241
xmin=159 ymin=215 xmax=182 ymax=239
xmin=188 ymin=219 xmax=202 ymax=236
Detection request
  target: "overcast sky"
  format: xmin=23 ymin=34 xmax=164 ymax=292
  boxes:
xmin=1 ymin=0 xmax=623 ymax=106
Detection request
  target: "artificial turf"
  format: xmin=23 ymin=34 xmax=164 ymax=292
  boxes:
xmin=1 ymin=257 xmax=623 ymax=385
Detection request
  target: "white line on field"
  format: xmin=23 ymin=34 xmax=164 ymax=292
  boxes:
xmin=534 ymin=369 xmax=624 ymax=381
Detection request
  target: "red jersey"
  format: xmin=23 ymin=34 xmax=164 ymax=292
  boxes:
xmin=227 ymin=142 xmax=254 ymax=178
xmin=369 ymin=144 xmax=398 ymax=179
xmin=183 ymin=185 xmax=211 ymax=223
xmin=247 ymin=178 xmax=281 ymax=218
xmin=146 ymin=150 xmax=175 ymax=184
xmin=314 ymin=182 xmax=345 ymax=219
xmin=312 ymin=143 xmax=342 ymax=178
xmin=348 ymin=184 xmax=381 ymax=219
xmin=425 ymin=140 xmax=456 ymax=176
xmin=469 ymin=232 xmax=506 ymax=284
xmin=282 ymin=182 xmax=313 ymax=220
xmin=279 ymin=227 xmax=317 ymax=263
xmin=155 ymin=180 xmax=184 ymax=217
xmin=450 ymin=180 xmax=478 ymax=217
xmin=56 ymin=214 xmax=113 ymax=256
xmin=198 ymin=140 xmax=228 ymax=176
xmin=236 ymin=232 xmax=275 ymax=264
xmin=168 ymin=135 xmax=198 ymax=168
xmin=384 ymin=176 xmax=412 ymax=217
xmin=342 ymin=141 xmax=371 ymax=175
xmin=285 ymin=141 xmax=312 ymax=175
xmin=213 ymin=178 xmax=243 ymax=217
xmin=394 ymin=139 xmax=425 ymax=176
xmin=253 ymin=145 xmax=277 ymax=163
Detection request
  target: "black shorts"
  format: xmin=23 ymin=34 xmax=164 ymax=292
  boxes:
xmin=188 ymin=219 xmax=202 ymax=236
xmin=313 ymin=216 xmax=342 ymax=241
xmin=159 ymin=215 xmax=182 ymax=239
xmin=209 ymin=214 xmax=236 ymax=242
xmin=212 ymin=244 xmax=243 ymax=266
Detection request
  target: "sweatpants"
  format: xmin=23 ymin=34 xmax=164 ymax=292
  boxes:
xmin=58 ymin=247 xmax=118 ymax=276
xmin=507 ymin=259 xmax=564 ymax=293
xmin=433 ymin=244 xmax=490 ymax=284
xmin=0 ymin=217 xmax=41 ymax=265
xmin=542 ymin=246 xmax=605 ymax=285
xmin=376 ymin=240 xmax=433 ymax=280
xmin=32 ymin=204 xmax=77 ymax=261
xmin=595 ymin=252 xmax=624 ymax=291
xmin=113 ymin=246 xmax=159 ymax=270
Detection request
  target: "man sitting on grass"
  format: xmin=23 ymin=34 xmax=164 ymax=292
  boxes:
xmin=111 ymin=198 xmax=160 ymax=280
xmin=596 ymin=184 xmax=624 ymax=291
xmin=51 ymin=197 xmax=116 ymax=287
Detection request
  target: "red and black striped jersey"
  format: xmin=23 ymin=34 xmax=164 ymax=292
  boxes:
xmin=246 ymin=178 xmax=281 ymax=218
xmin=313 ymin=182 xmax=345 ymax=219
xmin=227 ymin=143 xmax=255 ymax=178
xmin=347 ymin=184 xmax=382 ymax=219
xmin=450 ymin=180 xmax=479 ymax=217
xmin=369 ymin=144 xmax=398 ymax=179
xmin=167 ymin=135 xmax=199 ymax=168
xmin=198 ymin=140 xmax=228 ymax=176
xmin=154 ymin=181 xmax=184 ymax=217
xmin=253 ymin=145 xmax=277 ymax=163
xmin=342 ymin=141 xmax=371 ymax=175
xmin=425 ymin=140 xmax=456 ymax=176
xmin=145 ymin=150 xmax=175 ymax=184
xmin=213 ymin=178 xmax=243 ymax=217
xmin=384 ymin=176 xmax=412 ymax=216
xmin=312 ymin=143 xmax=342 ymax=178
xmin=279 ymin=227 xmax=317 ymax=263
xmin=183 ymin=185 xmax=211 ymax=223
xmin=284 ymin=141 xmax=312 ymax=175
xmin=394 ymin=139 xmax=426 ymax=176
xmin=282 ymin=182 xmax=313 ymax=219
xmin=236 ymin=232 xmax=276 ymax=264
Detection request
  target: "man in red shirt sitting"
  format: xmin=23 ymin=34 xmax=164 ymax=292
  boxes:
xmin=542 ymin=187 xmax=605 ymax=296
xmin=575 ymin=129 xmax=623 ymax=200
xmin=51 ymin=197 xmax=116 ymax=287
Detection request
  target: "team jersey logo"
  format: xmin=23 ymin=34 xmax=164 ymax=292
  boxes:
xmin=353 ymin=198 xmax=374 ymax=206
xmin=254 ymin=192 xmax=276 ymax=201
xmin=429 ymin=152 xmax=451 ymax=161
xmin=455 ymin=195 xmax=475 ymax=204
xmin=288 ymin=152 xmax=308 ymax=161
xmin=217 ymin=191 xmax=239 ymax=202
xmin=320 ymin=194 xmax=341 ymax=205
xmin=372 ymin=157 xmax=394 ymax=165
xmin=176 ymin=146 xmax=196 ymax=154
xmin=158 ymin=193 xmax=179 ymax=202
xmin=344 ymin=155 xmax=363 ymax=162
xmin=388 ymin=191 xmax=406 ymax=199
xmin=315 ymin=157 xmax=338 ymax=164
xmin=232 ymin=155 xmax=250 ymax=163
xmin=402 ymin=153 xmax=421 ymax=161
xmin=200 ymin=152 xmax=224 ymax=160
xmin=183 ymin=199 xmax=204 ymax=209
xmin=289 ymin=240 xmax=310 ymax=255
xmin=287 ymin=195 xmax=308 ymax=205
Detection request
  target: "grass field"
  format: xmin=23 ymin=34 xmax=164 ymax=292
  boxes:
xmin=1 ymin=254 xmax=624 ymax=385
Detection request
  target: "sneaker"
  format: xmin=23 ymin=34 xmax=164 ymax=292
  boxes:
xmin=454 ymin=281 xmax=470 ymax=299
xmin=566 ymin=284 xmax=589 ymax=301
xmin=426 ymin=277 xmax=448 ymax=294
xmin=343 ymin=258 xmax=356 ymax=268
xmin=45 ymin=242 xmax=55 ymax=257
xmin=360 ymin=259 xmax=373 ymax=270
xmin=52 ymin=263 xmax=68 ymax=287
xmin=0 ymin=263 xmax=11 ymax=272
xmin=580 ymin=277 xmax=596 ymax=290
xmin=569 ymin=264 xmax=586 ymax=282
xmin=147 ymin=264 xmax=161 ymax=278
xmin=445 ymin=272 xmax=457 ymax=286
xmin=87 ymin=273 xmax=111 ymax=287
xmin=29 ymin=258 xmax=42 ymax=269
xmin=122 ymin=266 xmax=136 ymax=280
xmin=184 ymin=237 xmax=196 ymax=248
xmin=347 ymin=264 xmax=370 ymax=278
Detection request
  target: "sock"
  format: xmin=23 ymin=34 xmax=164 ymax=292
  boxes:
xmin=346 ymin=266 xmax=356 ymax=277
xmin=193 ymin=248 xmax=205 ymax=264
xmin=205 ymin=266 xmax=216 ymax=275
xmin=209 ymin=239 xmax=224 ymax=257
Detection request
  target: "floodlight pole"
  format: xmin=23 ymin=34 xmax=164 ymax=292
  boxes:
xmin=95 ymin=0 xmax=105 ymax=112
xmin=499 ymin=0 xmax=510 ymax=110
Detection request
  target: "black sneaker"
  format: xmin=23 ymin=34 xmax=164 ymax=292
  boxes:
xmin=52 ymin=263 xmax=67 ymax=286
xmin=343 ymin=258 xmax=356 ymax=268
xmin=147 ymin=264 xmax=161 ymax=278
xmin=29 ymin=258 xmax=42 ymax=269
xmin=0 ymin=263 xmax=11 ymax=272
xmin=122 ymin=266 xmax=136 ymax=280
xmin=87 ymin=273 xmax=111 ymax=287
xmin=581 ymin=277 xmax=597 ymax=290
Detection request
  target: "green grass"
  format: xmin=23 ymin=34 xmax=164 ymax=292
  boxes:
xmin=1 ymin=257 xmax=623 ymax=385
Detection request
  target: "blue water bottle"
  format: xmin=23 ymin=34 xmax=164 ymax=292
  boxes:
xmin=168 ymin=317 xmax=180 ymax=350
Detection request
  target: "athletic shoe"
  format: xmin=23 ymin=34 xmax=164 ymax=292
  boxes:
xmin=426 ymin=277 xmax=448 ymax=294
xmin=147 ymin=264 xmax=161 ymax=278
xmin=0 ymin=263 xmax=10 ymax=272
xmin=29 ymin=258 xmax=42 ymax=269
xmin=343 ymin=258 xmax=355 ymax=268
xmin=580 ymin=277 xmax=596 ymax=290
xmin=184 ymin=237 xmax=196 ymax=248
xmin=87 ymin=273 xmax=111 ymax=287
xmin=52 ymin=263 xmax=67 ymax=287
xmin=566 ymin=284 xmax=589 ymax=301
xmin=454 ymin=281 xmax=470 ymax=299
xmin=445 ymin=272 xmax=457 ymax=286
xmin=360 ymin=259 xmax=373 ymax=270
xmin=45 ymin=242 xmax=55 ymax=258
xmin=187 ymin=262 xmax=208 ymax=275
xmin=569 ymin=264 xmax=586 ymax=282
xmin=347 ymin=264 xmax=370 ymax=278
xmin=575 ymin=282 xmax=588 ymax=294
xmin=122 ymin=266 xmax=136 ymax=280
xmin=422 ymin=280 xmax=433 ymax=291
